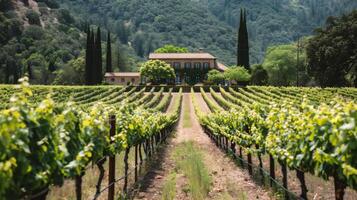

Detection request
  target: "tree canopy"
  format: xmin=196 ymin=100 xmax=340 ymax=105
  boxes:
xmin=250 ymin=64 xmax=268 ymax=85
xmin=224 ymin=66 xmax=251 ymax=82
xmin=262 ymin=43 xmax=308 ymax=86
xmin=207 ymin=69 xmax=225 ymax=85
xmin=306 ymin=10 xmax=357 ymax=87
xmin=154 ymin=45 xmax=189 ymax=53
xmin=140 ymin=60 xmax=175 ymax=84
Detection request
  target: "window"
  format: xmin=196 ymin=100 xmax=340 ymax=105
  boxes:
xmin=131 ymin=78 xmax=135 ymax=83
xmin=203 ymin=62 xmax=210 ymax=69
xmin=121 ymin=78 xmax=125 ymax=82
xmin=173 ymin=62 xmax=181 ymax=69
xmin=111 ymin=78 xmax=115 ymax=82
xmin=184 ymin=62 xmax=191 ymax=69
xmin=194 ymin=62 xmax=201 ymax=69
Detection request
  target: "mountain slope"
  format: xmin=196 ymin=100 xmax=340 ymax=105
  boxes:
xmin=0 ymin=0 xmax=85 ymax=84
xmin=59 ymin=0 xmax=237 ymax=65
xmin=59 ymin=0 xmax=357 ymax=66
xmin=206 ymin=0 xmax=357 ymax=62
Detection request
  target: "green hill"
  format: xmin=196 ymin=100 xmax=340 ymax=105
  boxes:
xmin=59 ymin=0 xmax=357 ymax=65
xmin=0 ymin=0 xmax=356 ymax=84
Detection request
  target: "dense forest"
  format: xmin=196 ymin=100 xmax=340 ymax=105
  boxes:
xmin=0 ymin=0 xmax=356 ymax=85
xmin=59 ymin=0 xmax=357 ymax=64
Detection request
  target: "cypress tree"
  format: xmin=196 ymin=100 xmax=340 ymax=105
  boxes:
xmin=85 ymin=26 xmax=94 ymax=85
xmin=90 ymin=28 xmax=96 ymax=85
xmin=95 ymin=27 xmax=103 ymax=84
xmin=237 ymin=8 xmax=250 ymax=71
xmin=106 ymin=32 xmax=113 ymax=72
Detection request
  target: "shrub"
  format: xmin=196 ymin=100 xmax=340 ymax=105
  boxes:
xmin=224 ymin=66 xmax=251 ymax=83
xmin=154 ymin=44 xmax=189 ymax=53
xmin=25 ymin=10 xmax=41 ymax=26
xmin=140 ymin=60 xmax=175 ymax=84
xmin=207 ymin=69 xmax=225 ymax=85
xmin=250 ymin=64 xmax=268 ymax=85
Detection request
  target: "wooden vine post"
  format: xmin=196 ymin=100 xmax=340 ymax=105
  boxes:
xmin=75 ymin=173 xmax=84 ymax=200
xmin=334 ymin=173 xmax=347 ymax=200
xmin=123 ymin=147 xmax=130 ymax=194
xmin=135 ymin=145 xmax=138 ymax=182
xmin=108 ymin=115 xmax=116 ymax=200
xmin=231 ymin=141 xmax=236 ymax=158
xmin=139 ymin=143 xmax=143 ymax=164
xmin=296 ymin=169 xmax=308 ymax=200
xmin=281 ymin=163 xmax=289 ymax=200
xmin=269 ymin=155 xmax=275 ymax=187
xmin=247 ymin=147 xmax=253 ymax=175
xmin=239 ymin=147 xmax=244 ymax=167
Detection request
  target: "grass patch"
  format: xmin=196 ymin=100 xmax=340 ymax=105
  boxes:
xmin=161 ymin=172 xmax=177 ymax=200
xmin=182 ymin=97 xmax=192 ymax=128
xmin=173 ymin=141 xmax=211 ymax=200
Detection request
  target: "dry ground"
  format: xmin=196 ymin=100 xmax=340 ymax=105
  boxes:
xmin=133 ymin=93 xmax=273 ymax=200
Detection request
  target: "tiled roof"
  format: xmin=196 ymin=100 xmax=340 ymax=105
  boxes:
xmin=149 ymin=53 xmax=216 ymax=59
xmin=104 ymin=72 xmax=140 ymax=77
xmin=216 ymin=62 xmax=228 ymax=71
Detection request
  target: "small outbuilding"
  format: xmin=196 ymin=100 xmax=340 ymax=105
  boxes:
xmin=104 ymin=72 xmax=141 ymax=85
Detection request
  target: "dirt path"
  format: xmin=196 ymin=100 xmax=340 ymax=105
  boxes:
xmin=195 ymin=93 xmax=211 ymax=114
xmin=134 ymin=93 xmax=273 ymax=200
xmin=165 ymin=93 xmax=178 ymax=114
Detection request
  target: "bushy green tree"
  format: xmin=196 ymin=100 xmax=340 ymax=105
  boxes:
xmin=57 ymin=9 xmax=74 ymax=25
xmin=262 ymin=44 xmax=304 ymax=86
xmin=53 ymin=56 xmax=85 ymax=85
xmin=306 ymin=10 xmax=357 ymax=87
xmin=25 ymin=53 xmax=48 ymax=83
xmin=207 ymin=69 xmax=225 ymax=85
xmin=224 ymin=66 xmax=251 ymax=83
xmin=25 ymin=10 xmax=41 ymax=26
xmin=154 ymin=45 xmax=189 ymax=53
xmin=250 ymin=64 xmax=268 ymax=85
xmin=140 ymin=60 xmax=175 ymax=84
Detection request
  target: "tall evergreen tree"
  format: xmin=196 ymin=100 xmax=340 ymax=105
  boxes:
xmin=95 ymin=27 xmax=103 ymax=84
xmin=237 ymin=8 xmax=250 ymax=71
xmin=106 ymin=32 xmax=113 ymax=72
xmin=85 ymin=26 xmax=90 ymax=85
xmin=85 ymin=26 xmax=95 ymax=85
xmin=90 ymin=28 xmax=96 ymax=85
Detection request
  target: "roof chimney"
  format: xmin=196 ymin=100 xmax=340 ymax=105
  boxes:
xmin=198 ymin=48 xmax=204 ymax=53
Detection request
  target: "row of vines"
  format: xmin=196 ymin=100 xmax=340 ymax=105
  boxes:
xmin=194 ymin=86 xmax=357 ymax=200
xmin=0 ymin=79 xmax=180 ymax=199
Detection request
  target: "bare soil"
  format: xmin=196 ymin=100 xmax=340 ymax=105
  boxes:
xmin=133 ymin=93 xmax=273 ymax=200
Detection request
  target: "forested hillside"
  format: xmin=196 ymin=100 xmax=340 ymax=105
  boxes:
xmin=1 ymin=0 xmax=356 ymax=85
xmin=60 ymin=0 xmax=357 ymax=64
xmin=0 ymin=0 xmax=87 ymax=84
xmin=207 ymin=0 xmax=357 ymax=62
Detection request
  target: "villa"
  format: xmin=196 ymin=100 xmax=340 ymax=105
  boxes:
xmin=105 ymin=52 xmax=227 ymax=85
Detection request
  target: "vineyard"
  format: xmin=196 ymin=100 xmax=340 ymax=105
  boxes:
xmin=0 ymin=80 xmax=356 ymax=200
xmin=0 ymin=78 xmax=182 ymax=200
xmin=192 ymin=86 xmax=357 ymax=200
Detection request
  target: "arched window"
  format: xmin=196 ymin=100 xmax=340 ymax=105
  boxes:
xmin=194 ymin=62 xmax=201 ymax=69
xmin=184 ymin=62 xmax=191 ymax=69
xmin=173 ymin=62 xmax=181 ymax=69
xmin=203 ymin=62 xmax=210 ymax=69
